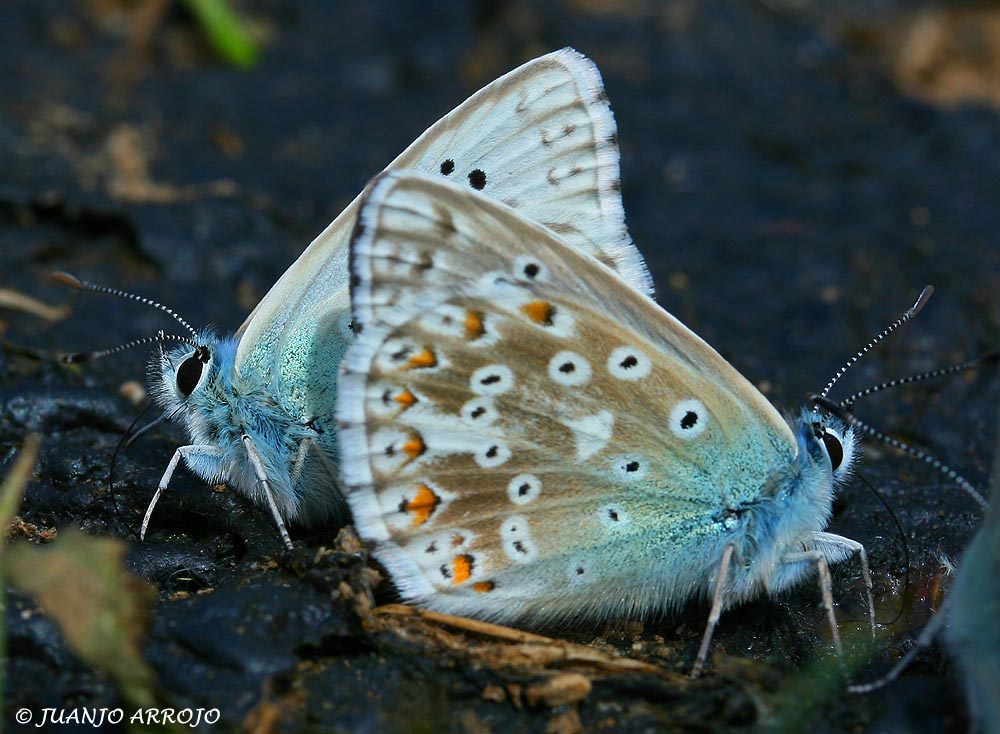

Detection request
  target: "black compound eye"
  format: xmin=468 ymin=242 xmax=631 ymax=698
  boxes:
xmin=821 ymin=428 xmax=844 ymax=471
xmin=176 ymin=353 xmax=205 ymax=397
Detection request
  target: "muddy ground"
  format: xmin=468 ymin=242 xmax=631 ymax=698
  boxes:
xmin=2 ymin=1 xmax=999 ymax=732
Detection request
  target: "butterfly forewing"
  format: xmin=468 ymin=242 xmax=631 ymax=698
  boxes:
xmin=338 ymin=172 xmax=802 ymax=621
xmin=235 ymin=48 xmax=650 ymax=398
xmin=390 ymin=51 xmax=644 ymax=288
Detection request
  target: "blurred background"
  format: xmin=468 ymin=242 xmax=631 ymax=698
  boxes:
xmin=2 ymin=1 xmax=999 ymax=732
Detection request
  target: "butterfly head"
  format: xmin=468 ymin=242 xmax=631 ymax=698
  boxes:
xmin=785 ymin=285 xmax=940 ymax=500
xmin=763 ymin=410 xmax=857 ymax=535
xmin=761 ymin=402 xmax=858 ymax=553
xmin=150 ymin=335 xmax=218 ymax=414
xmin=804 ymin=409 xmax=858 ymax=485
xmin=146 ymin=331 xmax=254 ymax=461
xmin=51 ymin=272 xmax=233 ymax=417
xmin=728 ymin=408 xmax=859 ymax=597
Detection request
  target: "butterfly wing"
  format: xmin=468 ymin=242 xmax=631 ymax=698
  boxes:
xmin=338 ymin=172 xmax=800 ymax=622
xmin=234 ymin=48 xmax=652 ymax=423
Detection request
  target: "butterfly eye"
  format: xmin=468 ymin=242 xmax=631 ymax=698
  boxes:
xmin=820 ymin=428 xmax=845 ymax=471
xmin=175 ymin=346 xmax=209 ymax=398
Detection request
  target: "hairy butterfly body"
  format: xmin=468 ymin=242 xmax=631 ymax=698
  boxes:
xmin=65 ymin=49 xmax=653 ymax=548
xmin=338 ymin=171 xmax=869 ymax=671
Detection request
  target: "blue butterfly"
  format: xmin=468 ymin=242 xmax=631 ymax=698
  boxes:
xmin=334 ymin=171 xmax=898 ymax=674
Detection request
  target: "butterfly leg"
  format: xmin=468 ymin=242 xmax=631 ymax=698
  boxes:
xmin=289 ymin=438 xmax=310 ymax=486
xmin=289 ymin=436 xmax=339 ymax=488
xmin=242 ymin=434 xmax=294 ymax=551
xmin=142 ymin=444 xmax=223 ymax=541
xmin=691 ymin=541 xmax=736 ymax=678
xmin=811 ymin=531 xmax=876 ymax=640
xmin=780 ymin=549 xmax=844 ymax=659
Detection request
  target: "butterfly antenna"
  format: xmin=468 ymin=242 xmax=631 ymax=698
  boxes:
xmin=818 ymin=286 xmax=934 ymax=401
xmin=838 ymin=350 xmax=1000 ymax=409
xmin=123 ymin=408 xmax=178 ymax=450
xmin=60 ymin=332 xmax=199 ymax=364
xmin=810 ymin=394 xmax=988 ymax=510
xmin=53 ymin=271 xmax=200 ymax=340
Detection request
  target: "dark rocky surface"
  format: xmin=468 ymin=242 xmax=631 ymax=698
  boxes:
xmin=2 ymin=1 xmax=999 ymax=732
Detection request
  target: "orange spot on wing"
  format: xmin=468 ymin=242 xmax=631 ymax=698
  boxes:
xmin=464 ymin=310 xmax=485 ymax=339
xmin=407 ymin=348 xmax=437 ymax=368
xmin=452 ymin=553 xmax=474 ymax=585
xmin=472 ymin=581 xmax=495 ymax=593
xmin=402 ymin=435 xmax=425 ymax=459
xmin=405 ymin=484 xmax=440 ymax=526
xmin=394 ymin=389 xmax=417 ymax=408
xmin=522 ymin=300 xmax=554 ymax=325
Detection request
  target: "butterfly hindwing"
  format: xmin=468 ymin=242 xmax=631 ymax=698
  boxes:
xmin=338 ymin=172 xmax=802 ymax=621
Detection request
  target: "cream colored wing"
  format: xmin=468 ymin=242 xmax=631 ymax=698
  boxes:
xmin=234 ymin=48 xmax=651 ymax=399
xmin=337 ymin=172 xmax=799 ymax=622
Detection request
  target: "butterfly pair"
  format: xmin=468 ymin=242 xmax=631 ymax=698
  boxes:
xmin=66 ymin=49 xmax=878 ymax=673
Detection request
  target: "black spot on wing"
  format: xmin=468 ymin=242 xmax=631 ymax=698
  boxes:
xmin=468 ymin=169 xmax=487 ymax=190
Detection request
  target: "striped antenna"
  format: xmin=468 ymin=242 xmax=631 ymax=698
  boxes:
xmin=810 ymin=394 xmax=987 ymax=510
xmin=839 ymin=351 xmax=1000 ymax=409
xmin=61 ymin=333 xmax=198 ymax=364
xmin=818 ymin=286 xmax=934 ymax=401
xmin=52 ymin=272 xmax=199 ymax=341
xmin=53 ymin=272 xmax=201 ymax=363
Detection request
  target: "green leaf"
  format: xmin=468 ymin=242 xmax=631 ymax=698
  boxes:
xmin=6 ymin=528 xmax=158 ymax=709
xmin=182 ymin=0 xmax=261 ymax=69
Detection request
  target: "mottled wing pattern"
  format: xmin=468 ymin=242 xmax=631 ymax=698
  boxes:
xmin=235 ymin=48 xmax=650 ymax=409
xmin=338 ymin=172 xmax=799 ymax=622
